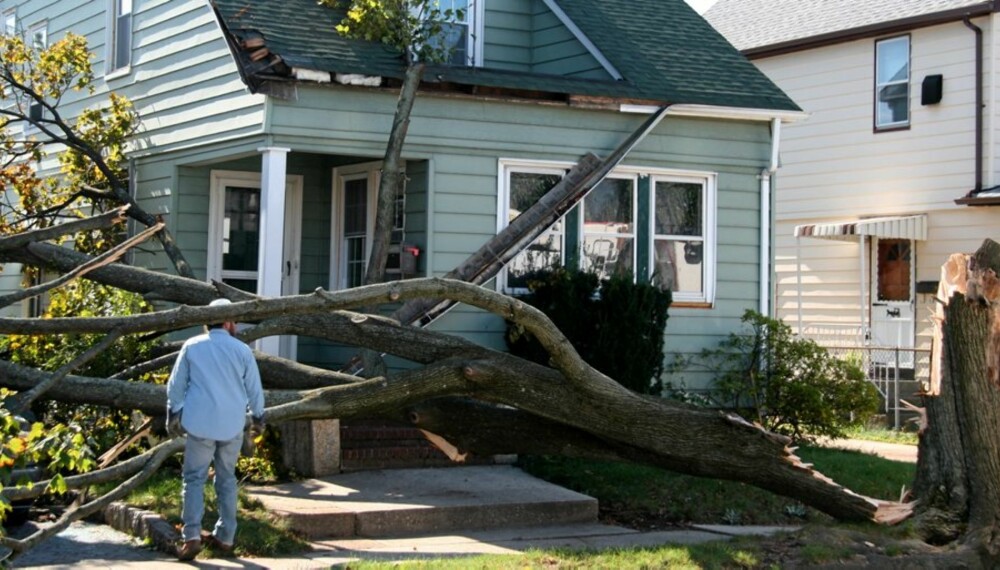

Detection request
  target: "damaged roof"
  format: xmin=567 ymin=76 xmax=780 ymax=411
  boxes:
xmin=210 ymin=0 xmax=800 ymax=112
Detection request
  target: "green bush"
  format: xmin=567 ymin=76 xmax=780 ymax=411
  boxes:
xmin=698 ymin=310 xmax=879 ymax=441
xmin=505 ymin=269 xmax=671 ymax=395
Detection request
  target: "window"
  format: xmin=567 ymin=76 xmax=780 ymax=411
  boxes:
xmin=876 ymin=239 xmax=912 ymax=302
xmin=4 ymin=10 xmax=16 ymax=36
xmin=499 ymin=160 xmax=717 ymax=305
xmin=27 ymin=22 xmax=46 ymax=128
xmin=580 ymin=176 xmax=635 ymax=280
xmin=109 ymin=0 xmax=132 ymax=73
xmin=502 ymin=164 xmax=567 ymax=290
xmin=875 ymin=35 xmax=909 ymax=129
xmin=418 ymin=0 xmax=482 ymax=66
xmin=651 ymin=176 xmax=714 ymax=304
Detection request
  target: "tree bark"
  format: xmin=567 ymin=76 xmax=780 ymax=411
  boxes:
xmin=915 ymin=239 xmax=1000 ymax=563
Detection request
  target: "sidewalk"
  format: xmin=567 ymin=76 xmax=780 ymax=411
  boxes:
xmin=817 ymin=438 xmax=918 ymax=463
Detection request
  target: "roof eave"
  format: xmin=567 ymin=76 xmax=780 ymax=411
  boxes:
xmin=742 ymin=1 xmax=998 ymax=59
xmin=621 ymin=103 xmax=808 ymax=123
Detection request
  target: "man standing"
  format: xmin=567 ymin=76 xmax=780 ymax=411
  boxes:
xmin=166 ymin=298 xmax=265 ymax=561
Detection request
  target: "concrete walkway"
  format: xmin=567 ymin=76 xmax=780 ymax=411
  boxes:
xmin=818 ymin=438 xmax=918 ymax=463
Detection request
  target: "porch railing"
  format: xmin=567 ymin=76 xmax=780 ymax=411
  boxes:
xmin=819 ymin=344 xmax=930 ymax=430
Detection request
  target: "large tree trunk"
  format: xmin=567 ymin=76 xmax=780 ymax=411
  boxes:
xmin=915 ymin=239 xmax=1000 ymax=564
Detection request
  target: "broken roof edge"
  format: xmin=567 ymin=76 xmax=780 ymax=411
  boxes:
xmin=741 ymin=1 xmax=996 ymax=59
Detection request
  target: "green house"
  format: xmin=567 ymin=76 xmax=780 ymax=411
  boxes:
xmin=0 ymin=0 xmax=801 ymax=393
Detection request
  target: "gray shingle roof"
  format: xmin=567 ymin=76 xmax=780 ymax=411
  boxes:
xmin=211 ymin=0 xmax=800 ymax=112
xmin=705 ymin=0 xmax=989 ymax=52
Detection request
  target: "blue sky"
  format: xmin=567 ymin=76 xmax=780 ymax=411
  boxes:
xmin=685 ymin=0 xmax=717 ymax=14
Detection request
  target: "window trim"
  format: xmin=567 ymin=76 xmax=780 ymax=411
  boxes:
xmin=874 ymin=34 xmax=910 ymax=132
xmin=330 ymin=161 xmax=381 ymax=290
xmin=25 ymin=21 xmax=47 ymax=134
xmin=497 ymin=159 xmax=717 ymax=306
xmin=105 ymin=0 xmax=132 ymax=78
xmin=4 ymin=9 xmax=16 ymax=37
xmin=578 ymin=173 xmax=638 ymax=280
xmin=648 ymin=172 xmax=717 ymax=306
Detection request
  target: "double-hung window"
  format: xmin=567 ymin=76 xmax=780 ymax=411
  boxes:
xmin=109 ymin=0 xmax=132 ymax=73
xmin=4 ymin=10 xmax=16 ymax=36
xmin=500 ymin=160 xmax=717 ymax=305
xmin=580 ymin=176 xmax=636 ymax=280
xmin=875 ymin=35 xmax=909 ymax=130
xmin=26 ymin=22 xmax=46 ymax=127
xmin=651 ymin=176 xmax=714 ymax=304
xmin=502 ymin=164 xmax=566 ymax=291
xmin=419 ymin=0 xmax=482 ymax=66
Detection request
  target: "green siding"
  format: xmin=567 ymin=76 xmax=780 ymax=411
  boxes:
xmin=483 ymin=1 xmax=532 ymax=71
xmin=531 ymin=3 xmax=607 ymax=79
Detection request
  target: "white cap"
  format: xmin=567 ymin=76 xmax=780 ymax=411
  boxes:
xmin=209 ymin=298 xmax=232 ymax=307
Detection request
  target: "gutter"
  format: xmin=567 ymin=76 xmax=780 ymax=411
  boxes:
xmin=956 ymin=14 xmax=990 ymax=205
xmin=760 ymin=118 xmax=780 ymax=317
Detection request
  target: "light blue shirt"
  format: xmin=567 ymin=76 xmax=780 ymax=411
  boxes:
xmin=166 ymin=328 xmax=265 ymax=441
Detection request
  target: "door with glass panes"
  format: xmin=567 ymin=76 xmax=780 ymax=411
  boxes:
xmin=207 ymin=171 xmax=302 ymax=359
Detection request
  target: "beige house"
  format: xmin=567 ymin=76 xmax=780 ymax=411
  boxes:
xmin=706 ymin=1 xmax=1000 ymax=398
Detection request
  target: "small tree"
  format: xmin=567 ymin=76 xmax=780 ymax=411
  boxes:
xmin=693 ymin=310 xmax=879 ymax=440
xmin=322 ymin=0 xmax=464 ymax=284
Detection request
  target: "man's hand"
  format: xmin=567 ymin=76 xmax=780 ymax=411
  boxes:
xmin=166 ymin=409 xmax=186 ymax=438
xmin=249 ymin=415 xmax=265 ymax=439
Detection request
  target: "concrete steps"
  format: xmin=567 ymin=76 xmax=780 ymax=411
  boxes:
xmin=245 ymin=466 xmax=599 ymax=540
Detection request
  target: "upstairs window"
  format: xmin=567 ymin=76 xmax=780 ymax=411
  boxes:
xmin=418 ymin=0 xmax=481 ymax=66
xmin=109 ymin=0 xmax=132 ymax=73
xmin=875 ymin=35 xmax=909 ymax=130
xmin=27 ymin=22 xmax=46 ymax=127
xmin=4 ymin=10 xmax=16 ymax=36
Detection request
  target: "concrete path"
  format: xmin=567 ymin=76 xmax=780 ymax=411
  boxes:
xmin=818 ymin=438 xmax=918 ymax=463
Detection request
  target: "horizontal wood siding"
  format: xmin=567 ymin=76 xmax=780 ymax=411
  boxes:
xmin=758 ymin=17 xmax=1000 ymax=365
xmin=268 ymin=88 xmax=771 ymax=390
xmin=530 ymin=3 xmax=607 ymax=79
xmin=483 ymin=0 xmax=532 ymax=71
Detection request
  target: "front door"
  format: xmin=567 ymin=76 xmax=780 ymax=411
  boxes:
xmin=208 ymin=170 xmax=303 ymax=359
xmin=870 ymin=238 xmax=915 ymax=368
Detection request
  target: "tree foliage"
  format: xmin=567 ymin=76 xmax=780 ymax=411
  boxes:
xmin=689 ymin=310 xmax=879 ymax=441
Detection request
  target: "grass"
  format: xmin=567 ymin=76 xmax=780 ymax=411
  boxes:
xmin=841 ymin=424 xmax=918 ymax=446
xmin=102 ymin=467 xmax=310 ymax=558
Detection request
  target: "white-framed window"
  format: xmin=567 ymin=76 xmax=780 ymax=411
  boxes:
xmin=26 ymin=21 xmax=46 ymax=129
xmin=650 ymin=174 xmax=716 ymax=304
xmin=4 ymin=10 xmax=16 ymax=36
xmin=498 ymin=160 xmax=717 ymax=305
xmin=419 ymin=0 xmax=483 ymax=66
xmin=108 ymin=0 xmax=133 ymax=74
xmin=580 ymin=175 xmax=637 ymax=281
xmin=498 ymin=160 xmax=568 ymax=291
xmin=331 ymin=162 xmax=380 ymax=289
xmin=875 ymin=35 xmax=909 ymax=130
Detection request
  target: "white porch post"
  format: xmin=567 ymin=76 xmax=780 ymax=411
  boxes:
xmin=859 ymin=234 xmax=867 ymax=345
xmin=257 ymin=146 xmax=291 ymax=355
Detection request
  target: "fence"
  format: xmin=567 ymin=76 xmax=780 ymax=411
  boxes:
xmin=821 ymin=344 xmax=930 ymax=430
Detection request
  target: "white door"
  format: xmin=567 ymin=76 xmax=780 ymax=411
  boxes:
xmin=208 ymin=171 xmax=303 ymax=359
xmin=870 ymin=238 xmax=915 ymax=368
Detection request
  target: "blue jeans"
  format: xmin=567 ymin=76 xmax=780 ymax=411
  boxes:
xmin=181 ymin=433 xmax=243 ymax=544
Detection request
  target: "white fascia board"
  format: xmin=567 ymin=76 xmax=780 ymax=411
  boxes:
xmin=620 ymin=103 xmax=809 ymax=124
xmin=541 ymin=0 xmax=622 ymax=80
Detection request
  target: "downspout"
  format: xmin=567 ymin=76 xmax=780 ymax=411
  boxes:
xmin=760 ymin=118 xmax=781 ymax=317
xmin=964 ymin=16 xmax=984 ymax=193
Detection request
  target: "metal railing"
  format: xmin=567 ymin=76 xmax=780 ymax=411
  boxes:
xmin=820 ymin=344 xmax=930 ymax=430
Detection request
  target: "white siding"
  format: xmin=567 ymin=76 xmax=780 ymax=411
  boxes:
xmin=758 ymin=16 xmax=1000 ymax=355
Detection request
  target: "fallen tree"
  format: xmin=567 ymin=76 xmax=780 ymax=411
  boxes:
xmin=0 ymin=214 xmax=916 ymax=558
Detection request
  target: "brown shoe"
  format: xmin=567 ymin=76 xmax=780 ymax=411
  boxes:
xmin=177 ymin=539 xmax=202 ymax=561
xmin=203 ymin=533 xmax=235 ymax=556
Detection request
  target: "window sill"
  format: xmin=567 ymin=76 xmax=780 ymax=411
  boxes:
xmin=105 ymin=66 xmax=131 ymax=81
xmin=671 ymin=301 xmax=713 ymax=310
xmin=874 ymin=123 xmax=910 ymax=134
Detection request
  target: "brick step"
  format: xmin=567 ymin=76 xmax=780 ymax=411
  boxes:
xmin=246 ymin=466 xmax=599 ymax=539
xmin=340 ymin=425 xmax=428 ymax=443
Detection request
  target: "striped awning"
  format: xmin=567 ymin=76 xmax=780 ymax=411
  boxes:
xmin=794 ymin=214 xmax=927 ymax=241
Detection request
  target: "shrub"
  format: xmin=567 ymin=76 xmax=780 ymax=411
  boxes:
xmin=698 ymin=310 xmax=879 ymax=440
xmin=505 ymin=268 xmax=671 ymax=395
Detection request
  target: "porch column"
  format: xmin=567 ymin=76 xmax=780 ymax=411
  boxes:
xmin=257 ymin=146 xmax=290 ymax=356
